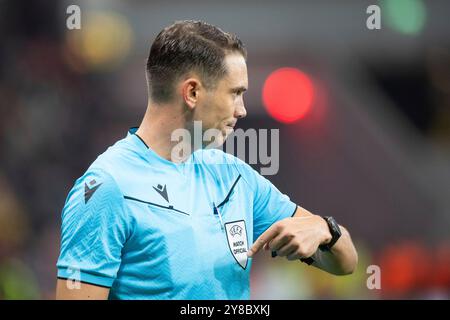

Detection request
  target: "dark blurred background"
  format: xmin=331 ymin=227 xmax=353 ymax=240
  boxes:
xmin=0 ymin=0 xmax=449 ymax=299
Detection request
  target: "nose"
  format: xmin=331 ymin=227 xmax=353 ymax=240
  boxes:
xmin=235 ymin=104 xmax=247 ymax=119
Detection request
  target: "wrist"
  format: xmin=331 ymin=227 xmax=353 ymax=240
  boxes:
xmin=317 ymin=215 xmax=332 ymax=245
xmin=318 ymin=216 xmax=342 ymax=251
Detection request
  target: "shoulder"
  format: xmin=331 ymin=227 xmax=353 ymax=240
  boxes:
xmin=89 ymin=137 xmax=136 ymax=173
xmin=82 ymin=136 xmax=145 ymax=190
xmin=62 ymin=137 xmax=137 ymax=209
xmin=61 ymin=136 xmax=138 ymax=226
xmin=65 ymin=166 xmax=123 ymax=216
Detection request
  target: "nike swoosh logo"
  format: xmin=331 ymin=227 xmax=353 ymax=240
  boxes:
xmin=85 ymin=183 xmax=102 ymax=204
xmin=153 ymin=184 xmax=169 ymax=203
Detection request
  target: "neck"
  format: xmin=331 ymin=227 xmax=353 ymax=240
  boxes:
xmin=136 ymin=102 xmax=192 ymax=163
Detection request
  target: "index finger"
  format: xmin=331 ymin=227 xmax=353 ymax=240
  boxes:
xmin=247 ymin=223 xmax=280 ymax=257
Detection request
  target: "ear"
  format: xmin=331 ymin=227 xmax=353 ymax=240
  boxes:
xmin=181 ymin=78 xmax=201 ymax=110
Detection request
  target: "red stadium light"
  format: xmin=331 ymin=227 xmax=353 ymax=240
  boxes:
xmin=262 ymin=67 xmax=315 ymax=124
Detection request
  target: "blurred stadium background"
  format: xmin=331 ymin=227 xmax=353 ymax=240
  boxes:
xmin=0 ymin=0 xmax=449 ymax=299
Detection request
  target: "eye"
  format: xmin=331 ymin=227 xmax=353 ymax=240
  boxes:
xmin=232 ymin=88 xmax=246 ymax=97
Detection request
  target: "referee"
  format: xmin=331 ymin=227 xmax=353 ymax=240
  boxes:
xmin=56 ymin=20 xmax=357 ymax=300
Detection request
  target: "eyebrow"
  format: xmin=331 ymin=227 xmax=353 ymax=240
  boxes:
xmin=231 ymin=86 xmax=248 ymax=93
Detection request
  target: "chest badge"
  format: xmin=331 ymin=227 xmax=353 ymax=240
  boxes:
xmin=224 ymin=220 xmax=249 ymax=269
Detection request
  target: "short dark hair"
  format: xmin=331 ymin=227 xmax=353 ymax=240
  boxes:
xmin=146 ymin=20 xmax=247 ymax=103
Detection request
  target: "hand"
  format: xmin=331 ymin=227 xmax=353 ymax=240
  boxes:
xmin=247 ymin=215 xmax=332 ymax=261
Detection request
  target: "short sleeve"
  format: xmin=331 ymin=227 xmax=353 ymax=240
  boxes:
xmin=56 ymin=168 xmax=131 ymax=287
xmin=234 ymin=160 xmax=297 ymax=241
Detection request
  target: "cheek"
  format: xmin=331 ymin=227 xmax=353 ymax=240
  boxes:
xmin=211 ymin=96 xmax=232 ymax=119
xmin=222 ymin=96 xmax=237 ymax=115
xmin=203 ymin=93 xmax=233 ymax=126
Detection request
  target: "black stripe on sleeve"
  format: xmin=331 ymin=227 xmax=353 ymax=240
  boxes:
xmin=57 ymin=277 xmax=112 ymax=289
xmin=291 ymin=205 xmax=298 ymax=217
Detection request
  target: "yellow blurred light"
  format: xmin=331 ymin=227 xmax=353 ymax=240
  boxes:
xmin=66 ymin=12 xmax=134 ymax=71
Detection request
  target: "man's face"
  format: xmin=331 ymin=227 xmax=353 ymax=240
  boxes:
xmin=194 ymin=53 xmax=248 ymax=146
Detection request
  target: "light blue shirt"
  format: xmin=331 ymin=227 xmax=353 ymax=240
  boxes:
xmin=57 ymin=128 xmax=297 ymax=299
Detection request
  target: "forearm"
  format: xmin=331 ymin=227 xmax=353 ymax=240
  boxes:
xmin=311 ymin=226 xmax=358 ymax=275
xmin=256 ymin=207 xmax=358 ymax=275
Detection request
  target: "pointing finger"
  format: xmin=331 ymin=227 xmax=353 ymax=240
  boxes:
xmin=247 ymin=223 xmax=280 ymax=257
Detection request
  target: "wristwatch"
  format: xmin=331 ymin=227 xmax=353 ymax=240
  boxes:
xmin=318 ymin=216 xmax=342 ymax=252
xmin=299 ymin=216 xmax=342 ymax=265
